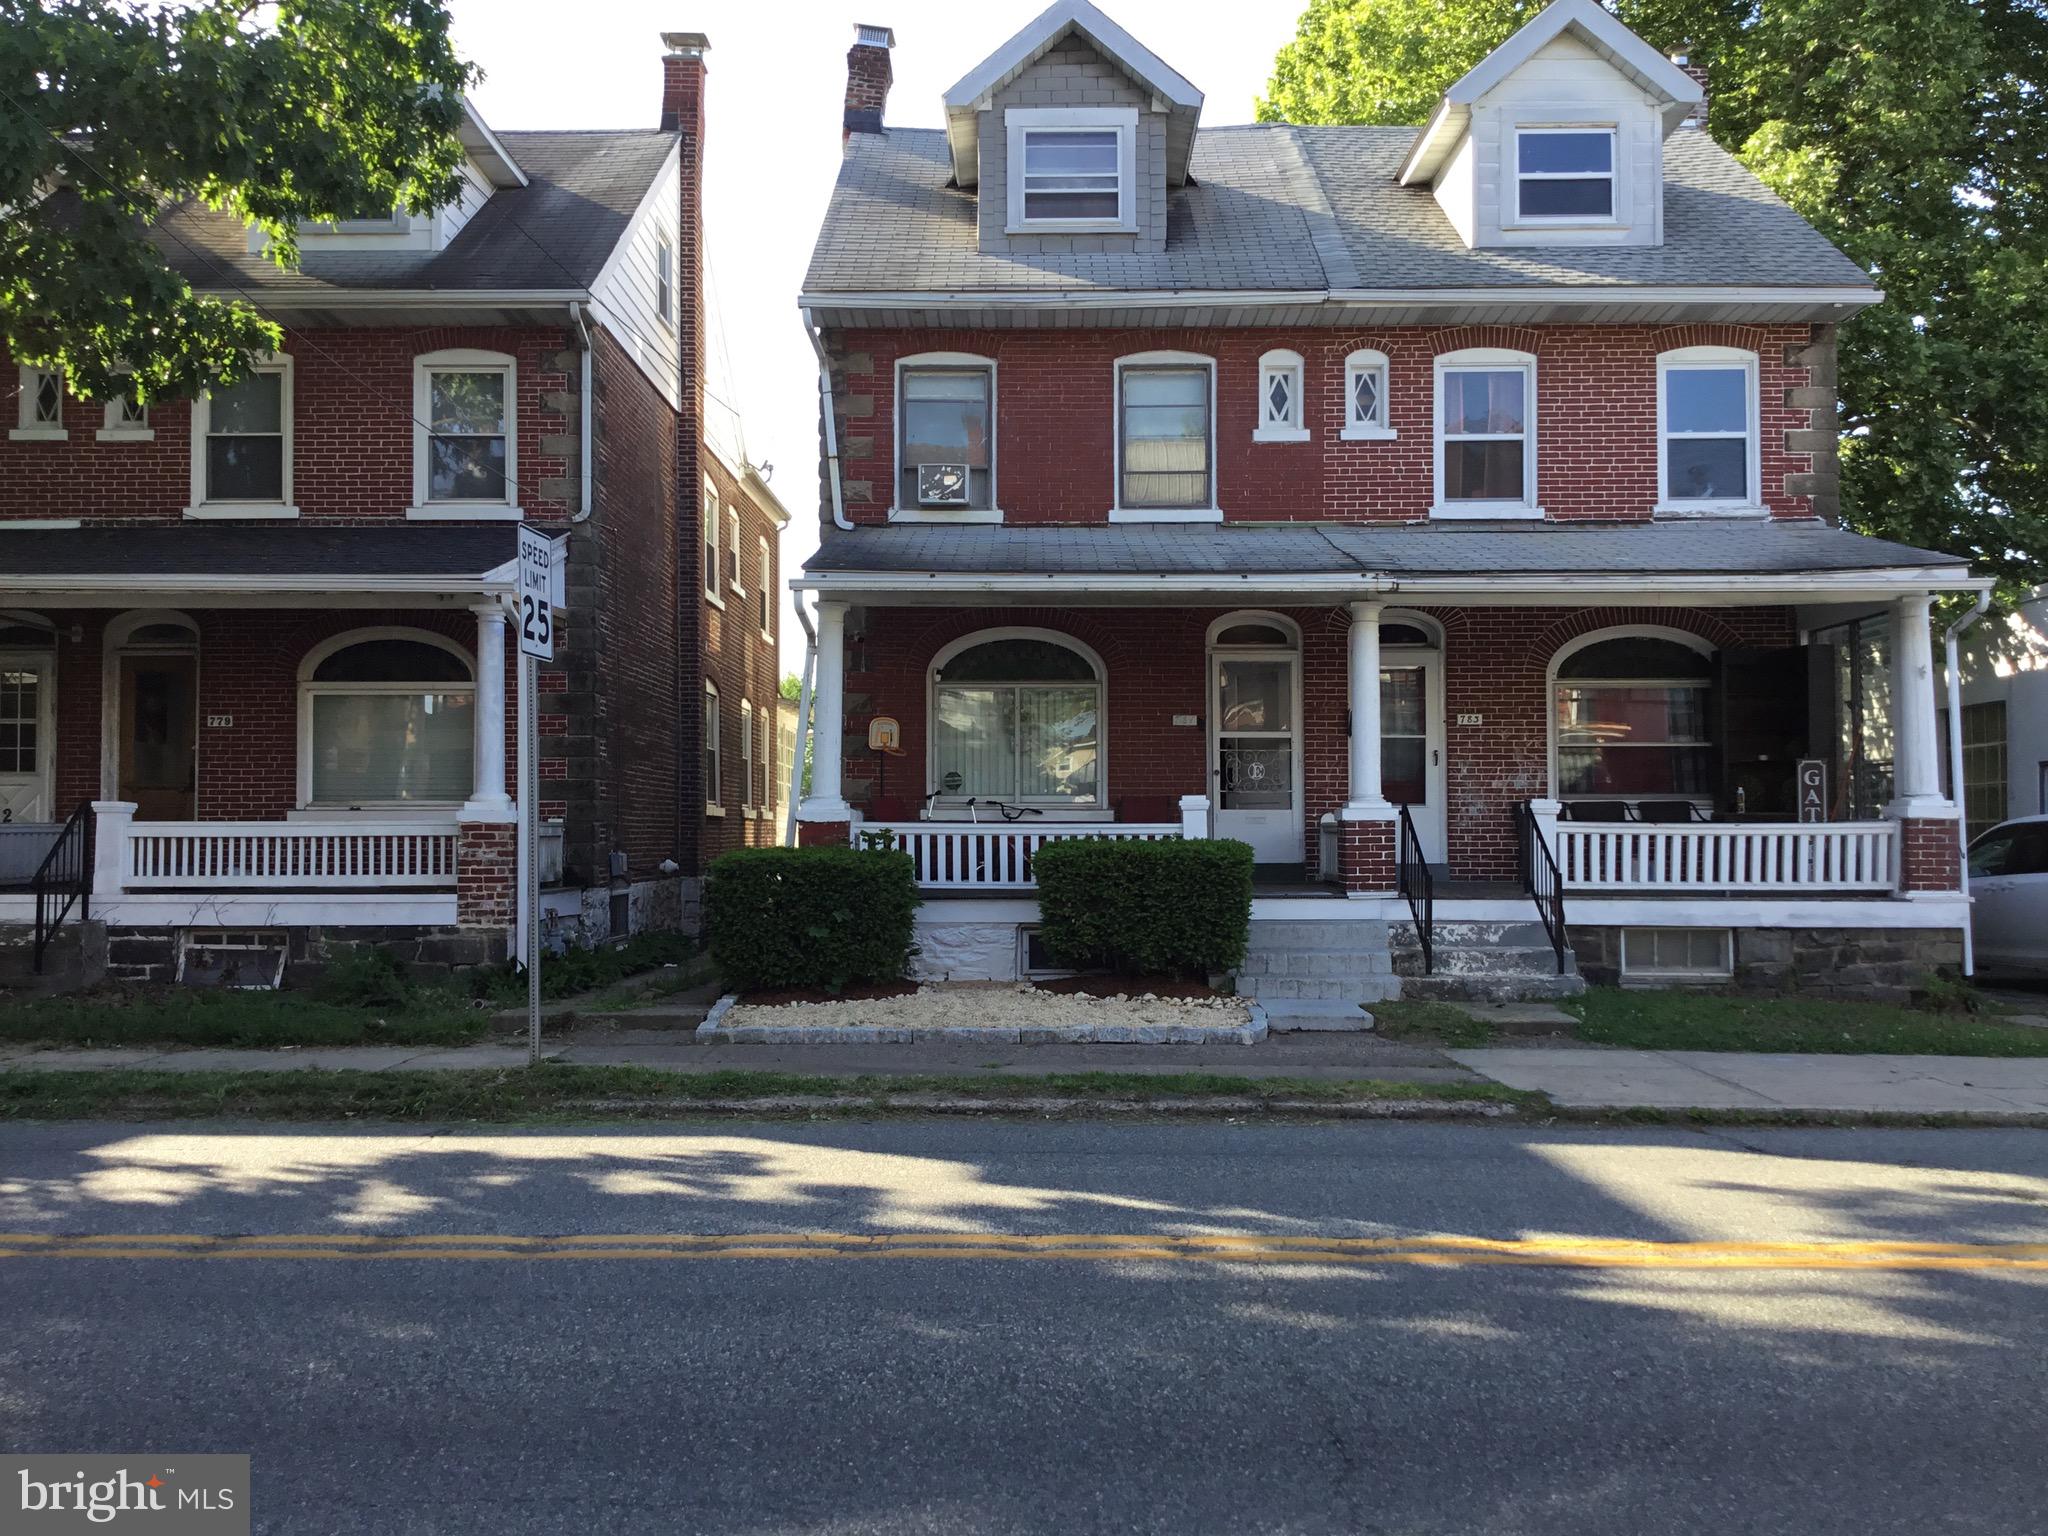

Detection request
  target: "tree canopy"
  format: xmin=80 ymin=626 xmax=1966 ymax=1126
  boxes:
xmin=1260 ymin=0 xmax=2048 ymax=596
xmin=0 ymin=0 xmax=476 ymax=404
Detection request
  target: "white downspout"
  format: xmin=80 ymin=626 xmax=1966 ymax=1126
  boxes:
xmin=1943 ymin=589 xmax=1993 ymax=976
xmin=787 ymin=592 xmax=818 ymax=845
xmin=802 ymin=306 xmax=853 ymax=531
xmin=568 ymin=302 xmax=595 ymax=522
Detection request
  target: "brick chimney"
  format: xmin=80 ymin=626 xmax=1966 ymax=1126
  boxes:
xmin=1669 ymin=44 xmax=1708 ymax=130
xmin=844 ymin=23 xmax=894 ymax=138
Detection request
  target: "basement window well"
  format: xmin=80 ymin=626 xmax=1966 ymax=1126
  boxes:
xmin=1619 ymin=927 xmax=1732 ymax=983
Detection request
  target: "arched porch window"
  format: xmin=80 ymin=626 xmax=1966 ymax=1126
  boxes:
xmin=930 ymin=631 xmax=1103 ymax=809
xmin=1554 ymin=632 xmax=1714 ymax=802
xmin=300 ymin=631 xmax=475 ymax=807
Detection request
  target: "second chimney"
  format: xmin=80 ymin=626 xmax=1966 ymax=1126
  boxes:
xmin=1669 ymin=44 xmax=1708 ymax=130
xmin=845 ymin=23 xmax=894 ymax=138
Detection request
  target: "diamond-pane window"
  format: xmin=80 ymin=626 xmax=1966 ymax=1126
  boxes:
xmin=1265 ymin=373 xmax=1292 ymax=424
xmin=1351 ymin=371 xmax=1379 ymax=426
xmin=31 ymin=371 xmax=61 ymax=426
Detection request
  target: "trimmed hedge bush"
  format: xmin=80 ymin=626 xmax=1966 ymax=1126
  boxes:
xmin=1034 ymin=837 xmax=1255 ymax=978
xmin=706 ymin=845 xmax=919 ymax=993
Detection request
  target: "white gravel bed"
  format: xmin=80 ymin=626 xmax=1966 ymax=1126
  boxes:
xmin=701 ymin=985 xmax=1265 ymax=1045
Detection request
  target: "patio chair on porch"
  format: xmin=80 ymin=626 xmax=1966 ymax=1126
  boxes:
xmin=1560 ymin=801 xmax=1633 ymax=823
xmin=1635 ymin=800 xmax=1709 ymax=823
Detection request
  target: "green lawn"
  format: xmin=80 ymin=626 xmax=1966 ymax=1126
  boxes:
xmin=1367 ymin=1000 xmax=1504 ymax=1048
xmin=1565 ymin=989 xmax=2048 ymax=1056
xmin=0 ymin=1065 xmax=1536 ymax=1121
xmin=0 ymin=989 xmax=488 ymax=1048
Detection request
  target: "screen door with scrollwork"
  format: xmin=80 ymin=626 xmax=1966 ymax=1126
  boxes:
xmin=1211 ymin=652 xmax=1302 ymax=862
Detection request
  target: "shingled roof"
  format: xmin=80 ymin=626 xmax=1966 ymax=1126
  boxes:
xmin=802 ymin=122 xmax=1871 ymax=297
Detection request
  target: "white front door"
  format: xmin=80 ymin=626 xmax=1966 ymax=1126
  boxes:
xmin=1211 ymin=651 xmax=1303 ymax=863
xmin=0 ymin=653 xmax=55 ymax=825
xmin=1381 ymin=650 xmax=1446 ymax=867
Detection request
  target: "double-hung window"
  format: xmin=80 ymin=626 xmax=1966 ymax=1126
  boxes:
xmin=1253 ymin=350 xmax=1307 ymax=443
xmin=1516 ymin=128 xmax=1616 ymax=222
xmin=704 ymin=680 xmax=722 ymax=813
xmin=727 ymin=508 xmax=743 ymax=594
xmin=191 ymin=358 xmax=293 ymax=515
xmin=413 ymin=350 xmax=515 ymax=516
xmin=897 ymin=360 xmax=994 ymax=513
xmin=12 ymin=366 xmax=65 ymax=441
xmin=1435 ymin=350 xmax=1536 ymax=516
xmin=1658 ymin=347 xmax=1760 ymax=512
xmin=1005 ymin=109 xmax=1136 ymax=233
xmin=757 ymin=538 xmax=774 ymax=640
xmin=1116 ymin=355 xmax=1214 ymax=515
xmin=740 ymin=700 xmax=755 ymax=815
xmin=703 ymin=480 xmax=721 ymax=604
xmin=1342 ymin=349 xmax=1394 ymax=440
xmin=655 ymin=235 xmax=675 ymax=327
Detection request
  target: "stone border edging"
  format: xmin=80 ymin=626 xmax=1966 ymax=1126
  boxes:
xmin=695 ymin=995 xmax=1270 ymax=1046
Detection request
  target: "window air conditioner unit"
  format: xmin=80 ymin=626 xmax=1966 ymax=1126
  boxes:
xmin=916 ymin=463 xmax=971 ymax=507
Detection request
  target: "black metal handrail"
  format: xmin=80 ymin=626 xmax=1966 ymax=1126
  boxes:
xmin=1513 ymin=801 xmax=1568 ymax=976
xmin=1397 ymin=802 xmax=1433 ymax=976
xmin=32 ymin=801 xmax=92 ymax=974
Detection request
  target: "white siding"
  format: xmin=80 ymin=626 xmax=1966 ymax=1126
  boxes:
xmin=435 ymin=159 xmax=497 ymax=245
xmin=589 ymin=141 xmax=685 ymax=412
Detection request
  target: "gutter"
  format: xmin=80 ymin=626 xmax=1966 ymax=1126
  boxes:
xmin=788 ymin=591 xmax=819 ymax=844
xmin=1942 ymin=590 xmax=1994 ymax=976
xmin=797 ymin=284 xmax=1883 ymax=316
xmin=802 ymin=306 xmax=854 ymax=532
xmin=568 ymin=302 xmax=594 ymax=523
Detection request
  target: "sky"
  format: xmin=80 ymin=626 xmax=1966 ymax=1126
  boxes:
xmin=453 ymin=0 xmax=1310 ymax=677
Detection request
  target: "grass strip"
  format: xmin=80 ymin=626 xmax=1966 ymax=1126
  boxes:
xmin=0 ymin=1065 xmax=1537 ymax=1121
xmin=1565 ymin=990 xmax=2048 ymax=1056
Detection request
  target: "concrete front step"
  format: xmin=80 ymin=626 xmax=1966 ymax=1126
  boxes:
xmin=1244 ymin=919 xmax=1391 ymax=953
xmin=1392 ymin=947 xmax=1579 ymax=979
xmin=1239 ymin=949 xmax=1397 ymax=979
xmin=1400 ymin=972 xmax=1587 ymax=1002
xmin=1237 ymin=974 xmax=1404 ymax=1003
xmin=1260 ymin=1000 xmax=1378 ymax=1032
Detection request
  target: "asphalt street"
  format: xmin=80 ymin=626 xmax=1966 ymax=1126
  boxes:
xmin=3 ymin=1119 xmax=2045 ymax=1533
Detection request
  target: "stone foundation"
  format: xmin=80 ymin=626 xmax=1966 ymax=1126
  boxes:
xmin=1571 ymin=925 xmax=1963 ymax=1001
xmin=99 ymin=925 xmax=509 ymax=988
xmin=540 ymin=874 xmax=701 ymax=952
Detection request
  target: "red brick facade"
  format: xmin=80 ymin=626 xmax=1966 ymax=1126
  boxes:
xmin=699 ymin=454 xmax=787 ymax=861
xmin=1899 ymin=817 xmax=1965 ymax=893
xmin=457 ymin=822 xmax=518 ymax=929
xmin=1340 ymin=819 xmax=1397 ymax=894
xmin=823 ymin=322 xmax=1822 ymax=526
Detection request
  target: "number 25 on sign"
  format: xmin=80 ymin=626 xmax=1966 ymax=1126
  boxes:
xmin=517 ymin=525 xmax=555 ymax=660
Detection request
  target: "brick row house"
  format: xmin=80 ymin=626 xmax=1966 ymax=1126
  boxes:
xmin=0 ymin=32 xmax=786 ymax=984
xmin=792 ymin=0 xmax=1986 ymax=1001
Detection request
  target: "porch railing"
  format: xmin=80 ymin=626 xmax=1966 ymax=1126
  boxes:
xmin=1553 ymin=820 xmax=1898 ymax=893
xmin=1512 ymin=801 xmax=1567 ymax=975
xmin=32 ymin=801 xmax=92 ymax=973
xmin=1397 ymin=803 xmax=1434 ymax=975
xmin=861 ymin=821 xmax=1182 ymax=891
xmin=121 ymin=820 xmax=460 ymax=891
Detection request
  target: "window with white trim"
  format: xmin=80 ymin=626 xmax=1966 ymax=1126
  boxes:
xmin=1621 ymin=928 xmax=1732 ymax=981
xmin=655 ymin=235 xmax=674 ymax=327
xmin=1434 ymin=351 xmax=1536 ymax=516
xmin=931 ymin=633 xmax=1102 ymax=810
xmin=704 ymin=680 xmax=722 ymax=812
xmin=703 ymin=480 xmax=721 ymax=604
xmin=13 ymin=366 xmax=64 ymax=439
xmin=1117 ymin=356 xmax=1214 ymax=512
xmin=191 ymin=357 xmax=293 ymax=512
xmin=1253 ymin=350 xmax=1307 ymax=443
xmin=1005 ymin=108 xmax=1137 ymax=233
xmin=413 ymin=351 xmax=515 ymax=512
xmin=1658 ymin=347 xmax=1760 ymax=511
xmin=100 ymin=388 xmax=150 ymax=441
xmin=898 ymin=360 xmax=994 ymax=512
xmin=1516 ymin=129 xmax=1616 ymax=222
xmin=727 ymin=508 xmax=743 ymax=593
xmin=757 ymin=538 xmax=773 ymax=640
xmin=1554 ymin=635 xmax=1714 ymax=803
xmin=1342 ymin=349 xmax=1394 ymax=440
xmin=740 ymin=699 xmax=755 ymax=815
xmin=300 ymin=634 xmax=475 ymax=807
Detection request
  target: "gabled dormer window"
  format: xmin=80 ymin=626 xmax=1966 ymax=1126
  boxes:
xmin=1006 ymin=108 xmax=1137 ymax=234
xmin=1253 ymin=350 xmax=1308 ymax=443
xmin=1515 ymin=129 xmax=1616 ymax=222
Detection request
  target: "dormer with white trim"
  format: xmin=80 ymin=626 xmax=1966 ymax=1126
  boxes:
xmin=940 ymin=0 xmax=1202 ymax=258
xmin=1397 ymin=0 xmax=1704 ymax=251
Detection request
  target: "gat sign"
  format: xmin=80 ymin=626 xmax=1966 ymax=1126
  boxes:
xmin=516 ymin=525 xmax=555 ymax=660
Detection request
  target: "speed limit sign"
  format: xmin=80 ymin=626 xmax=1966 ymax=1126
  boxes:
xmin=516 ymin=524 xmax=555 ymax=660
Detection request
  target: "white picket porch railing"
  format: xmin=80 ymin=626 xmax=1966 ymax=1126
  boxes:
xmin=1554 ymin=820 xmax=1898 ymax=893
xmin=861 ymin=821 xmax=1183 ymax=891
xmin=121 ymin=820 xmax=461 ymax=891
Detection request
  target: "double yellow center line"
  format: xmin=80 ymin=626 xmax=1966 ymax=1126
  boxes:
xmin=4 ymin=1232 xmax=2046 ymax=1269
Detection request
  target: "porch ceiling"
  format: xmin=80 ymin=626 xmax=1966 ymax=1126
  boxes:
xmin=797 ymin=522 xmax=1985 ymax=607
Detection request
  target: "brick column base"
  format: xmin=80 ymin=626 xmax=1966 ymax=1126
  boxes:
xmin=798 ymin=820 xmax=852 ymax=849
xmin=1899 ymin=817 xmax=1963 ymax=893
xmin=457 ymin=822 xmax=517 ymax=929
xmin=1340 ymin=818 xmax=1397 ymax=894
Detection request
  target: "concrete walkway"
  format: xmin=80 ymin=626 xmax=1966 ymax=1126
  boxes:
xmin=1453 ymin=1047 xmax=2048 ymax=1115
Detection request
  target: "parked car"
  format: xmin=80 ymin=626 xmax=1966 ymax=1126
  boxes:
xmin=1967 ymin=816 xmax=2048 ymax=974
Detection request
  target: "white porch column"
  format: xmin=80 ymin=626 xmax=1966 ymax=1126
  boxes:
xmin=91 ymin=801 xmax=135 ymax=896
xmin=1886 ymin=592 xmax=1954 ymax=820
xmin=800 ymin=599 xmax=853 ymax=822
xmin=1343 ymin=599 xmax=1392 ymax=819
xmin=1178 ymin=793 xmax=1212 ymax=839
xmin=462 ymin=601 xmax=514 ymax=822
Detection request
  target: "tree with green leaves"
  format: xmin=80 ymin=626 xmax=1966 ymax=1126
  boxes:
xmin=1260 ymin=0 xmax=2048 ymax=598
xmin=0 ymin=0 xmax=477 ymax=406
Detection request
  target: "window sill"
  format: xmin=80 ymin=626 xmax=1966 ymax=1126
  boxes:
xmin=1429 ymin=504 xmax=1543 ymax=521
xmin=1652 ymin=503 xmax=1770 ymax=521
xmin=887 ymin=506 xmax=1005 ymax=525
xmin=760 ymin=630 xmax=776 ymax=647
xmin=704 ymin=591 xmax=725 ymax=611
xmin=0 ymin=518 xmax=81 ymax=530
xmin=730 ymin=585 xmax=747 ymax=602
xmin=287 ymin=805 xmax=463 ymax=822
xmin=1340 ymin=425 xmax=1398 ymax=442
xmin=184 ymin=504 xmax=301 ymax=520
xmin=1251 ymin=426 xmax=1311 ymax=444
xmin=1004 ymin=220 xmax=1136 ymax=236
xmin=9 ymin=428 xmax=67 ymax=443
xmin=406 ymin=505 xmax=522 ymax=522
xmin=1502 ymin=217 xmax=1624 ymax=232
xmin=1107 ymin=506 xmax=1224 ymax=524
xmin=705 ymin=803 xmax=726 ymax=818
xmin=95 ymin=428 xmax=155 ymax=443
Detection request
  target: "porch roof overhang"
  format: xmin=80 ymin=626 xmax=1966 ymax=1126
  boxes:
xmin=795 ymin=522 xmax=1987 ymax=608
xmin=0 ymin=524 xmax=541 ymax=607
